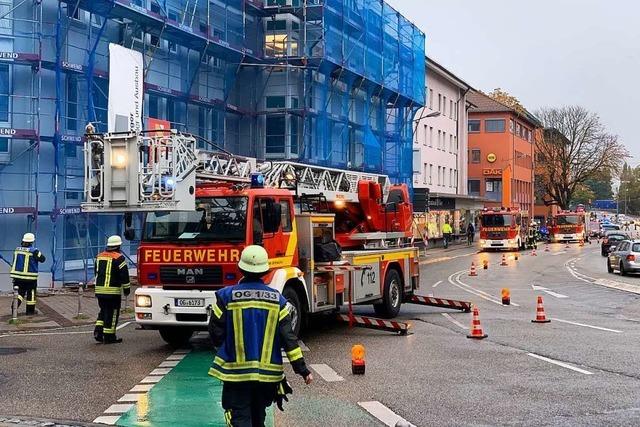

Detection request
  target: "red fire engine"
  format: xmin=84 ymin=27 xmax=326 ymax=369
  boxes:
xmin=479 ymin=207 xmax=530 ymax=251
xmin=82 ymin=129 xmax=470 ymax=346
xmin=550 ymin=206 xmax=587 ymax=243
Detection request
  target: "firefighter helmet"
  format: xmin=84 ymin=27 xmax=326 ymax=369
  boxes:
xmin=22 ymin=233 xmax=35 ymax=243
xmin=238 ymin=245 xmax=270 ymax=274
xmin=107 ymin=235 xmax=123 ymax=247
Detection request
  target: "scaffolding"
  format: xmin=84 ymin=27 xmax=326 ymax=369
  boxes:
xmin=0 ymin=0 xmax=424 ymax=288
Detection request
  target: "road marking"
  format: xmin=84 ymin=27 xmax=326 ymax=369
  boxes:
xmin=358 ymin=401 xmax=416 ymax=427
xmin=552 ymin=251 xmax=567 ymax=256
xmin=159 ymin=360 xmax=180 ymax=367
xmin=448 ymin=271 xmax=519 ymax=307
xmin=310 ymin=363 xmax=344 ymax=382
xmin=150 ymin=368 xmax=172 ymax=375
xmin=130 ymin=384 xmax=155 ymax=392
xmin=0 ymin=330 xmax=91 ymax=338
xmin=116 ymin=321 xmax=132 ymax=331
xmin=118 ymin=393 xmax=143 ymax=403
xmin=140 ymin=375 xmax=164 ymax=384
xmin=432 ymin=280 xmax=442 ymax=288
xmin=93 ymin=416 xmax=120 ymax=425
xmin=166 ymin=354 xmax=187 ymax=361
xmin=544 ymin=290 xmax=569 ymax=298
xmin=104 ymin=403 xmax=134 ymax=414
xmin=527 ymin=353 xmax=593 ymax=375
xmin=550 ymin=318 xmax=623 ymax=333
xmin=441 ymin=313 xmax=466 ymax=330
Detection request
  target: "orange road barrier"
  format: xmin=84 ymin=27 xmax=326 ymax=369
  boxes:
xmin=351 ymin=344 xmax=366 ymax=375
xmin=469 ymin=262 xmax=478 ymax=276
xmin=501 ymin=288 xmax=511 ymax=305
xmin=501 ymin=254 xmax=508 ymax=266
xmin=467 ymin=305 xmax=488 ymax=339
xmin=531 ymin=296 xmax=551 ymax=323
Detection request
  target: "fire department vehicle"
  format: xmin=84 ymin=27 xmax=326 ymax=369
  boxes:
xmin=478 ymin=207 xmax=530 ymax=251
xmin=550 ymin=206 xmax=588 ymax=243
xmin=82 ymin=129 xmax=469 ymax=347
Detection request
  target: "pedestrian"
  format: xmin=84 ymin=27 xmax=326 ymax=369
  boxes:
xmin=208 ymin=245 xmax=313 ymax=427
xmin=93 ymin=235 xmax=130 ymax=344
xmin=442 ymin=221 xmax=453 ymax=249
xmin=466 ymin=221 xmax=475 ymax=245
xmin=10 ymin=233 xmax=45 ymax=315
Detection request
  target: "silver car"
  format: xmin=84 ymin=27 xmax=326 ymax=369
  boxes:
xmin=607 ymin=240 xmax=640 ymax=275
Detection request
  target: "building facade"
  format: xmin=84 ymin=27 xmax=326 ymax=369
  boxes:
xmin=467 ymin=91 xmax=540 ymax=215
xmin=0 ymin=0 xmax=425 ymax=287
xmin=412 ymin=58 xmax=482 ymax=239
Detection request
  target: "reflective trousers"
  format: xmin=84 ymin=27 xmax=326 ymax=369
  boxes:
xmin=95 ymin=296 xmax=121 ymax=342
xmin=221 ymin=382 xmax=277 ymax=427
xmin=14 ymin=279 xmax=37 ymax=315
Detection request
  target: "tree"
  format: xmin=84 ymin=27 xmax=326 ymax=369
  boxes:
xmin=488 ymin=88 xmax=525 ymax=114
xmin=618 ymin=164 xmax=640 ymax=215
xmin=583 ymin=170 xmax=613 ymax=201
xmin=570 ymin=184 xmax=595 ymax=206
xmin=535 ymin=106 xmax=628 ymax=210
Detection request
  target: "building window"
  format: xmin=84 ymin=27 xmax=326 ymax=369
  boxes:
xmin=429 ymin=89 xmax=433 ymax=110
xmin=509 ymin=119 xmax=514 ymax=133
xmin=423 ymin=124 xmax=428 ymax=146
xmin=485 ymin=178 xmax=502 ymax=201
xmin=485 ymin=119 xmax=505 ymax=133
xmin=266 ymin=96 xmax=286 ymax=109
xmin=449 ymin=169 xmax=453 ymax=187
xmin=471 ymin=149 xmax=481 ymax=163
xmin=516 ymin=123 xmax=521 ymax=136
xmin=454 ymin=136 xmax=458 ymax=151
xmin=0 ymin=137 xmax=8 ymax=153
xmin=266 ymin=116 xmax=286 ymax=154
xmin=65 ymin=143 xmax=77 ymax=158
xmin=443 ymin=96 xmax=447 ymax=116
xmin=468 ymin=179 xmax=480 ymax=196
xmin=468 ymin=119 xmax=480 ymax=133
xmin=449 ymin=100 xmax=453 ymax=119
xmin=450 ymin=134 xmax=453 ymax=153
xmin=0 ymin=64 xmax=8 ymax=122
xmin=423 ymin=163 xmax=428 ymax=184
xmin=437 ymin=166 xmax=441 ymax=186
xmin=438 ymin=94 xmax=442 ymax=112
xmin=429 ymin=127 xmax=433 ymax=147
xmin=437 ymin=130 xmax=441 ymax=150
xmin=429 ymin=164 xmax=433 ymax=185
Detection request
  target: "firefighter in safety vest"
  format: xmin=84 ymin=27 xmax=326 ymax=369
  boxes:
xmin=10 ymin=233 xmax=45 ymax=315
xmin=208 ymin=245 xmax=313 ymax=427
xmin=528 ymin=220 xmax=538 ymax=249
xmin=93 ymin=235 xmax=130 ymax=344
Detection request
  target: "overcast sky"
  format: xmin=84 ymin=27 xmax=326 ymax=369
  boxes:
xmin=387 ymin=0 xmax=639 ymax=165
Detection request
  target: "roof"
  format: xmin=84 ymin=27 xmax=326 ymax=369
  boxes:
xmin=468 ymin=90 xmax=543 ymax=128
xmin=426 ymin=56 xmax=474 ymax=92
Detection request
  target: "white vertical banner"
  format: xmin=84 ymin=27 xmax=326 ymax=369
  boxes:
xmin=108 ymin=43 xmax=143 ymax=132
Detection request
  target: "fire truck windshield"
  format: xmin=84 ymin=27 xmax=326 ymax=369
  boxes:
xmin=142 ymin=197 xmax=248 ymax=242
xmin=556 ymin=215 xmax=580 ymax=225
xmin=481 ymin=214 xmax=513 ymax=227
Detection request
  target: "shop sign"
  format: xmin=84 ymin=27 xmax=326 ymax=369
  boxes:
xmin=483 ymin=168 xmax=502 ymax=176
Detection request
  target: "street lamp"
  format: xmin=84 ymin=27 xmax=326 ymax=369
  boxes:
xmin=414 ymin=111 xmax=441 ymax=122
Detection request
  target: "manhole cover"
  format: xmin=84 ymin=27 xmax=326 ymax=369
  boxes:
xmin=0 ymin=347 xmax=27 ymax=356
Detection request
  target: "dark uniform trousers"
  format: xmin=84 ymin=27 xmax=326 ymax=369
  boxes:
xmin=222 ymin=382 xmax=277 ymax=427
xmin=95 ymin=295 xmax=121 ymax=341
xmin=14 ymin=279 xmax=38 ymax=315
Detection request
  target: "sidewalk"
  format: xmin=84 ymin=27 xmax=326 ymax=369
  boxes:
xmin=0 ymin=287 xmax=135 ymax=333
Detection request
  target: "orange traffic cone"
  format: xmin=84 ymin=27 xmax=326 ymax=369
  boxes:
xmin=467 ymin=305 xmax=488 ymax=339
xmin=579 ymin=239 xmax=584 ymax=247
xmin=531 ymin=296 xmax=551 ymax=323
xmin=531 ymin=247 xmax=537 ymax=256
xmin=469 ymin=262 xmax=478 ymax=276
xmin=500 ymin=254 xmax=508 ymax=266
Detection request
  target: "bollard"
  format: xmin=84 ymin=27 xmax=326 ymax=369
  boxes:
xmin=77 ymin=283 xmax=84 ymax=318
xmin=11 ymin=285 xmax=19 ymax=323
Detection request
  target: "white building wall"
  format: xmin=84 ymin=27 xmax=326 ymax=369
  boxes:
xmin=413 ymin=61 xmax=469 ymax=196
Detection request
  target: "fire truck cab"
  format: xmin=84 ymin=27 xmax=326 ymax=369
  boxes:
xmin=478 ymin=207 xmax=529 ymax=251
xmin=550 ymin=206 xmax=588 ymax=243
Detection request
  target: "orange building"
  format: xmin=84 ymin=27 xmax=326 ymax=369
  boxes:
xmin=466 ymin=91 xmax=541 ymax=214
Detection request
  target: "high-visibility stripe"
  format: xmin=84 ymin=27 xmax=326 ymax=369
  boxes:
xmin=279 ymin=306 xmax=289 ymax=321
xmin=95 ymin=320 xmax=104 ymax=327
xmin=225 ymin=410 xmax=232 ymax=427
xmin=232 ymin=308 xmax=245 ymax=363
xmin=122 ymin=283 xmax=131 ymax=290
xmin=22 ymin=253 xmax=32 ymax=274
xmin=227 ymin=301 xmax=280 ymax=311
xmin=103 ymin=259 xmax=113 ymax=289
xmin=10 ymin=272 xmax=38 ymax=279
xmin=119 ymin=261 xmax=127 ymax=269
xmin=286 ymin=347 xmax=303 ymax=362
xmin=207 ymin=368 xmax=284 ymax=383
xmin=94 ymin=286 xmax=123 ymax=295
xmin=104 ymin=311 xmax=118 ymax=334
xmin=213 ymin=303 xmax=223 ymax=319
xmin=260 ymin=306 xmax=278 ymax=366
xmin=213 ymin=356 xmax=283 ymax=372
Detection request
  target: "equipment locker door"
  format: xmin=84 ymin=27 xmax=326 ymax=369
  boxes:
xmin=352 ymin=261 xmax=381 ymax=301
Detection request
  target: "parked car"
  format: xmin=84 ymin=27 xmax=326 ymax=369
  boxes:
xmin=601 ymin=231 xmax=630 ymax=256
xmin=607 ymin=240 xmax=640 ymax=275
xmin=600 ymin=223 xmax=621 ymax=237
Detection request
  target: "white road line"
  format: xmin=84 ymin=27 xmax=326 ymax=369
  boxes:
xmin=550 ymin=318 xmax=623 ymax=333
xmin=104 ymin=403 xmax=134 ymax=414
xmin=552 ymin=251 xmax=567 ymax=256
xmin=172 ymin=349 xmax=190 ymax=354
xmin=527 ymin=353 xmax=593 ymax=375
xmin=165 ymin=354 xmax=187 ymax=361
xmin=150 ymin=368 xmax=172 ymax=375
xmin=140 ymin=375 xmax=164 ymax=384
xmin=118 ymin=393 xmax=143 ymax=403
xmin=310 ymin=363 xmax=344 ymax=382
xmin=594 ymin=278 xmax=640 ymax=295
xmin=159 ymin=360 xmax=180 ymax=368
xmin=544 ymin=290 xmax=569 ymax=299
xmin=358 ymin=401 xmax=416 ymax=427
xmin=441 ymin=313 xmax=466 ymax=330
xmin=0 ymin=330 xmax=91 ymax=338
xmin=93 ymin=415 xmax=120 ymax=425
xmin=432 ymin=280 xmax=442 ymax=288
xmin=116 ymin=321 xmax=132 ymax=331
xmin=130 ymin=384 xmax=155 ymax=392
xmin=450 ymin=271 xmax=520 ymax=307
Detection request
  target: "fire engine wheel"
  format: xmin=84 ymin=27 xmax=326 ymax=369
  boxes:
xmin=282 ymin=286 xmax=303 ymax=337
xmin=374 ymin=268 xmax=402 ymax=319
xmin=158 ymin=327 xmax=193 ymax=349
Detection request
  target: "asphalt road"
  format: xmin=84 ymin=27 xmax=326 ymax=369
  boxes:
xmin=2 ymin=243 xmax=640 ymax=426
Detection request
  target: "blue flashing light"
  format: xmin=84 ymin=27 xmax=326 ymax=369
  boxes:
xmin=225 ymin=273 xmax=237 ymax=281
xmin=251 ymin=173 xmax=265 ymax=188
xmin=148 ymin=273 xmax=157 ymax=280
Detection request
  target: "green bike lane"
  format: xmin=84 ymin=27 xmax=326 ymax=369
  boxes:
xmin=115 ymin=350 xmax=273 ymax=427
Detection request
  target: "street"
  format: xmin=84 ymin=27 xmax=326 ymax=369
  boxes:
xmin=2 ymin=243 xmax=640 ymax=426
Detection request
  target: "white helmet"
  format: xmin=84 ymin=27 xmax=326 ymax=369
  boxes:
xmin=22 ymin=233 xmax=35 ymax=243
xmin=238 ymin=245 xmax=270 ymax=274
xmin=107 ymin=235 xmax=123 ymax=247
